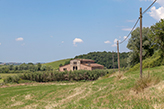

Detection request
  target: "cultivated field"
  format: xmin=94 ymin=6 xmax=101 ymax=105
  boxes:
xmin=0 ymin=66 xmax=164 ymax=109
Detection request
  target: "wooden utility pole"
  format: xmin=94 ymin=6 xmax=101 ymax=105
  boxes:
xmin=112 ymin=51 xmax=114 ymax=72
xmin=117 ymin=41 xmax=120 ymax=73
xmin=140 ymin=7 xmax=143 ymax=78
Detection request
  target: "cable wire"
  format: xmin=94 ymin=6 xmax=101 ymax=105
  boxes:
xmin=119 ymin=0 xmax=157 ymax=44
xmin=119 ymin=18 xmax=140 ymax=44
xmin=143 ymin=0 xmax=157 ymax=15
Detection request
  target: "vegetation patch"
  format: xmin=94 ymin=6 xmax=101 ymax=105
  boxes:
xmin=0 ymin=66 xmax=164 ymax=108
xmin=3 ymin=69 xmax=113 ymax=83
xmin=133 ymin=73 xmax=161 ymax=93
xmin=129 ymin=50 xmax=162 ymax=72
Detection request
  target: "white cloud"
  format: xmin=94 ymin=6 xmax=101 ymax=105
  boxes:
xmin=119 ymin=36 xmax=121 ymax=38
xmin=114 ymin=39 xmax=118 ymax=43
xmin=112 ymin=39 xmax=120 ymax=47
xmin=0 ymin=43 xmax=1 ymax=45
xmin=148 ymin=0 xmax=164 ymax=21
xmin=16 ymin=37 xmax=23 ymax=41
xmin=124 ymin=36 xmax=127 ymax=39
xmin=156 ymin=0 xmax=164 ymax=6
xmin=104 ymin=40 xmax=111 ymax=44
xmin=73 ymin=38 xmax=83 ymax=46
xmin=61 ymin=41 xmax=64 ymax=43
xmin=149 ymin=6 xmax=164 ymax=21
xmin=50 ymin=36 xmax=53 ymax=38
xmin=112 ymin=44 xmax=117 ymax=47
xmin=114 ymin=39 xmax=120 ymax=43
xmin=122 ymin=28 xmax=132 ymax=31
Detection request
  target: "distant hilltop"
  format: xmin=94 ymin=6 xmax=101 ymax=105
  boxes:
xmin=0 ymin=62 xmax=45 ymax=65
xmin=0 ymin=62 xmax=22 ymax=65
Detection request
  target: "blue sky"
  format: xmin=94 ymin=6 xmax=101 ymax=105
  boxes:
xmin=0 ymin=0 xmax=163 ymax=63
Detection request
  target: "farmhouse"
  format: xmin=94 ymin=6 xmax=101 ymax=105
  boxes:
xmin=59 ymin=59 xmax=104 ymax=71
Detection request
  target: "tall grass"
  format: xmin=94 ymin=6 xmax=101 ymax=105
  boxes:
xmin=133 ymin=73 xmax=161 ymax=93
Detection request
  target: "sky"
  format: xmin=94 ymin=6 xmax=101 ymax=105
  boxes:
xmin=0 ymin=0 xmax=163 ymax=63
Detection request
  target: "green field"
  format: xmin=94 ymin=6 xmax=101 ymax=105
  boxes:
xmin=43 ymin=59 xmax=71 ymax=70
xmin=0 ymin=66 xmax=164 ymax=108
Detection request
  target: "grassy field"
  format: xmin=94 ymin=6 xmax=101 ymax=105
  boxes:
xmin=43 ymin=59 xmax=71 ymax=70
xmin=0 ymin=66 xmax=164 ymax=108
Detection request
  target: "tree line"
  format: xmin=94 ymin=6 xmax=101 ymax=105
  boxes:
xmin=127 ymin=19 xmax=164 ymax=68
xmin=0 ymin=63 xmax=53 ymax=73
xmin=74 ymin=51 xmax=128 ymax=69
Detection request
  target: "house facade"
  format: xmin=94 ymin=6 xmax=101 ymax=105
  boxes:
xmin=59 ymin=59 xmax=104 ymax=72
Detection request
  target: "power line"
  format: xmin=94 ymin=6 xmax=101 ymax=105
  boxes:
xmin=119 ymin=0 xmax=157 ymax=44
xmin=143 ymin=0 xmax=157 ymax=15
xmin=119 ymin=18 xmax=140 ymax=44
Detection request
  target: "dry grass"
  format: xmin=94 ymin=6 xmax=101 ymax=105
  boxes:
xmin=115 ymin=71 xmax=125 ymax=80
xmin=133 ymin=73 xmax=161 ymax=93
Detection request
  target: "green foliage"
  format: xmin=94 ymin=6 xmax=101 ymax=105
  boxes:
xmin=0 ymin=63 xmax=53 ymax=73
xmin=129 ymin=50 xmax=162 ymax=72
xmin=149 ymin=19 xmax=164 ymax=53
xmin=4 ymin=70 xmax=113 ymax=83
xmin=4 ymin=75 xmax=21 ymax=83
xmin=59 ymin=64 xmax=63 ymax=67
xmin=127 ymin=27 xmax=154 ymax=67
xmin=75 ymin=51 xmax=128 ymax=69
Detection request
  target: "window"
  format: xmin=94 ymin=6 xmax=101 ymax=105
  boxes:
xmin=73 ymin=62 xmax=77 ymax=64
xmin=73 ymin=66 xmax=78 ymax=70
xmin=63 ymin=68 xmax=67 ymax=71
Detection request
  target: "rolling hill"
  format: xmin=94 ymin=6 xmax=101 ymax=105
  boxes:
xmin=43 ymin=59 xmax=71 ymax=70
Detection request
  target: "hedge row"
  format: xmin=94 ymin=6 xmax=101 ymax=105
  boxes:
xmin=4 ymin=69 xmax=113 ymax=83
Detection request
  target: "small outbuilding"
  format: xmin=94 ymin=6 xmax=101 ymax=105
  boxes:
xmin=59 ymin=59 xmax=104 ymax=72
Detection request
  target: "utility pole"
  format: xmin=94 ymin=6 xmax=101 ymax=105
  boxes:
xmin=117 ymin=41 xmax=120 ymax=73
xmin=140 ymin=7 xmax=142 ymax=78
xmin=112 ymin=51 xmax=114 ymax=72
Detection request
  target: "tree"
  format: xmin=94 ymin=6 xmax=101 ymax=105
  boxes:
xmin=37 ymin=63 xmax=42 ymax=71
xmin=127 ymin=27 xmax=154 ymax=67
xmin=150 ymin=19 xmax=164 ymax=54
xmin=59 ymin=64 xmax=63 ymax=67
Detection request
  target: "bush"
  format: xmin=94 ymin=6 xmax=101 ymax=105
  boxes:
xmin=133 ymin=73 xmax=160 ymax=93
xmin=4 ymin=75 xmax=21 ymax=83
xmin=129 ymin=50 xmax=162 ymax=72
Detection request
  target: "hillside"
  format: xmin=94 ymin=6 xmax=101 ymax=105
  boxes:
xmin=43 ymin=59 xmax=71 ymax=70
xmin=0 ymin=66 xmax=164 ymax=108
xmin=42 ymin=51 xmax=128 ymax=70
xmin=75 ymin=51 xmax=128 ymax=69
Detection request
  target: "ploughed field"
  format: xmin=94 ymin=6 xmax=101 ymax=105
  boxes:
xmin=0 ymin=66 xmax=164 ymax=109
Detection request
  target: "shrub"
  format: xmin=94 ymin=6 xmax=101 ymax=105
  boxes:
xmin=133 ymin=73 xmax=160 ymax=93
xmin=4 ymin=75 xmax=21 ymax=83
xmin=129 ymin=50 xmax=162 ymax=72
